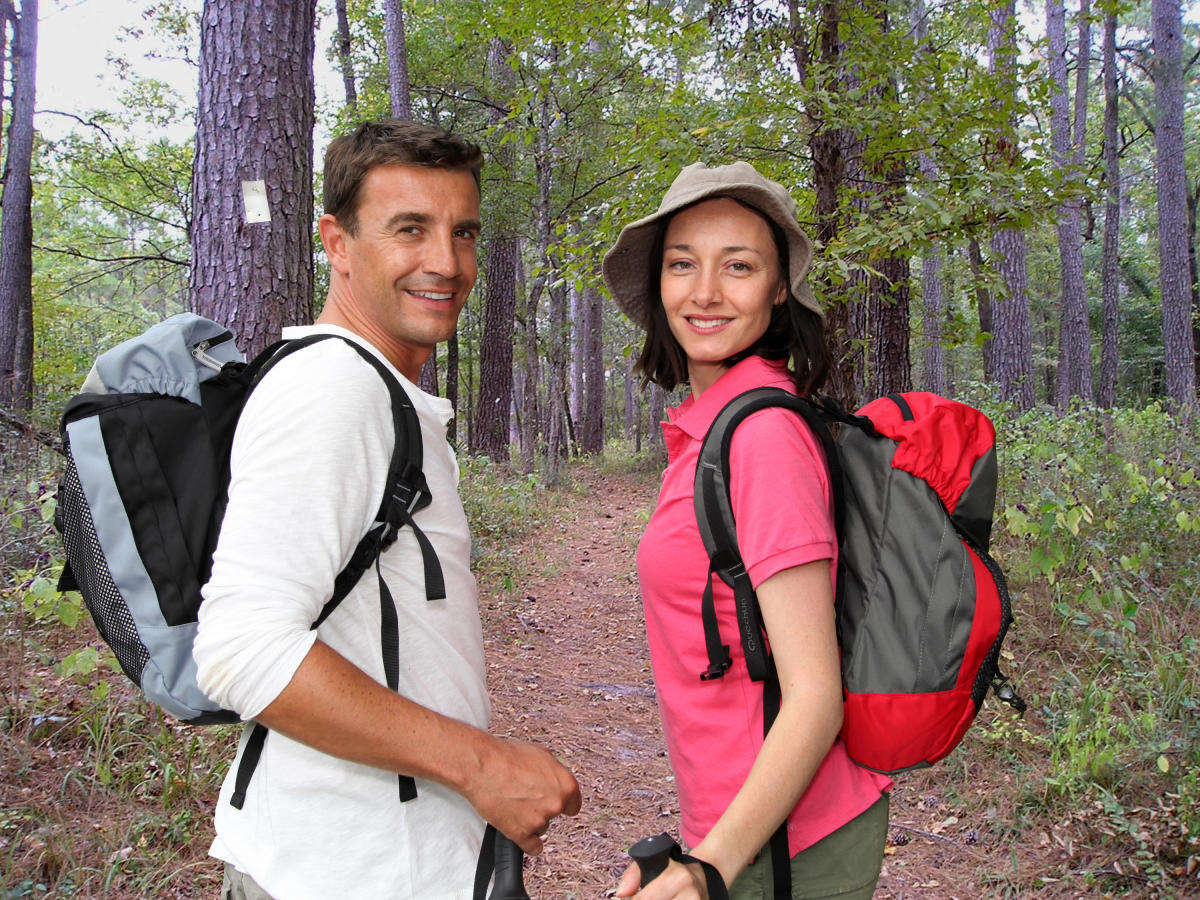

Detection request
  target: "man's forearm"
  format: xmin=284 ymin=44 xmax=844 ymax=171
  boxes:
xmin=254 ymin=640 xmax=582 ymax=853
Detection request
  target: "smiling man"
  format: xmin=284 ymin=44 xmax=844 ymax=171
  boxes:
xmin=194 ymin=120 xmax=580 ymax=900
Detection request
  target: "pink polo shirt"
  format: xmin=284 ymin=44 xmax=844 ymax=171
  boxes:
xmin=638 ymin=356 xmax=891 ymax=856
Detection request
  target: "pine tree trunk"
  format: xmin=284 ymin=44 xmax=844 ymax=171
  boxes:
xmin=921 ymin=246 xmax=947 ymax=396
xmin=1098 ymin=9 xmax=1122 ymax=408
xmin=385 ymin=0 xmax=411 ymax=119
xmin=968 ymin=239 xmax=996 ymax=382
xmin=473 ymin=233 xmax=518 ymax=459
xmin=471 ymin=37 xmax=519 ymax=461
xmin=581 ymin=286 xmax=605 ymax=453
xmin=189 ymin=0 xmax=316 ymax=356
xmin=520 ymin=270 xmax=542 ymax=474
xmin=1047 ymin=0 xmax=1093 ymax=408
xmin=335 ymin=0 xmax=357 ymax=110
xmin=1151 ymin=0 xmax=1196 ymax=408
xmin=0 ymin=0 xmax=36 ymax=411
xmin=912 ymin=0 xmax=946 ymax=397
xmin=987 ymin=0 xmax=1036 ymax=409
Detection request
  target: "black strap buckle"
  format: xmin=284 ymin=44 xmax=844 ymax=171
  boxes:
xmin=700 ymin=652 xmax=732 ymax=681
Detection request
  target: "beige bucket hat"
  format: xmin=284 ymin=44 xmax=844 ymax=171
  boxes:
xmin=602 ymin=161 xmax=820 ymax=329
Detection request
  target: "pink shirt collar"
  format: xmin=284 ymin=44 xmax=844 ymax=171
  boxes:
xmin=663 ymin=356 xmax=796 ymax=458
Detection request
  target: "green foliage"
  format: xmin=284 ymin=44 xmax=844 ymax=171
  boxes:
xmin=986 ymin=400 xmax=1200 ymax=887
xmin=458 ymin=454 xmax=548 ymax=557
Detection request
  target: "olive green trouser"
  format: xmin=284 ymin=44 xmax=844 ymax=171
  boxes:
xmin=728 ymin=793 xmax=890 ymax=900
xmin=222 ymin=864 xmax=275 ymax=900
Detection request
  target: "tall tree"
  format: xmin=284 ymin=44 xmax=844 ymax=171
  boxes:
xmin=580 ymin=285 xmax=604 ymax=453
xmin=1150 ymin=0 xmax=1196 ymax=408
xmin=1047 ymin=0 xmax=1094 ymax=407
xmin=335 ymin=0 xmax=358 ymax=111
xmin=1098 ymin=4 xmax=1122 ymax=407
xmin=0 ymin=0 xmax=36 ymax=411
xmin=912 ymin=0 xmax=946 ymax=396
xmin=384 ymin=0 xmax=412 ymax=119
xmin=471 ymin=37 xmax=519 ymax=461
xmin=987 ymin=0 xmax=1036 ymax=408
xmin=189 ymin=0 xmax=317 ymax=354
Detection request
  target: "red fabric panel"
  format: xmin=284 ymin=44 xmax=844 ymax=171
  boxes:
xmin=841 ymin=688 xmax=978 ymax=773
xmin=857 ymin=393 xmax=995 ymax=515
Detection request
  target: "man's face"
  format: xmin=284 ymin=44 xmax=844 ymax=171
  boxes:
xmin=326 ymin=163 xmax=480 ymax=380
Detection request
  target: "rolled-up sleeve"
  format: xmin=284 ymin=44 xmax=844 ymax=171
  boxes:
xmin=194 ymin=343 xmax=392 ymax=718
xmin=729 ymin=407 xmax=836 ymax=590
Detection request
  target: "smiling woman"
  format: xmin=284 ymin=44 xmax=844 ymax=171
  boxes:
xmin=601 ymin=161 xmax=891 ymax=900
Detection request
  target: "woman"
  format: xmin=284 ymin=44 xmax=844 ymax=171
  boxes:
xmin=602 ymin=162 xmax=892 ymax=900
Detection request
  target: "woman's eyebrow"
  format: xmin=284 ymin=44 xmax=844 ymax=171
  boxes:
xmin=665 ymin=242 xmax=763 ymax=255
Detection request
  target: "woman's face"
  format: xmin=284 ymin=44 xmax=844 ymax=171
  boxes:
xmin=659 ymin=197 xmax=786 ymax=396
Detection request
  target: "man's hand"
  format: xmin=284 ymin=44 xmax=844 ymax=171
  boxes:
xmin=464 ymin=737 xmax=582 ymax=854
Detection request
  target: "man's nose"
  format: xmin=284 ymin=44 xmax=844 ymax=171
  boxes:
xmin=422 ymin=230 xmax=461 ymax=278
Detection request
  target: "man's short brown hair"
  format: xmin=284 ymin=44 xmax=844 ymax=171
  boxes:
xmin=323 ymin=119 xmax=483 ymax=234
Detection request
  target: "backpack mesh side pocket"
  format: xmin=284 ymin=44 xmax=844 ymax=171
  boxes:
xmin=58 ymin=451 xmax=150 ymax=685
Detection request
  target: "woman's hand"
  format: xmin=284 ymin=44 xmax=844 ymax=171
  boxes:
xmin=614 ymin=858 xmax=708 ymax=899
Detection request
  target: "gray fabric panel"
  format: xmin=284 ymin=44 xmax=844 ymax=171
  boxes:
xmin=951 ymin=448 xmax=997 ymax=552
xmin=66 ymin=415 xmax=218 ymax=720
xmin=89 ymin=313 xmax=242 ymax=404
xmin=837 ymin=429 xmax=976 ymax=695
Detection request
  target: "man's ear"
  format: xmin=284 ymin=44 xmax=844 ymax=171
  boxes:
xmin=318 ymin=214 xmax=350 ymax=275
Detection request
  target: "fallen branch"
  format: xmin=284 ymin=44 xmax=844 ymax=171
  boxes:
xmin=0 ymin=406 xmax=62 ymax=454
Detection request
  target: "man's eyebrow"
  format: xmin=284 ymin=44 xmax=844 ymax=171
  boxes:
xmin=381 ymin=211 xmax=481 ymax=234
xmin=382 ymin=211 xmax=431 ymax=230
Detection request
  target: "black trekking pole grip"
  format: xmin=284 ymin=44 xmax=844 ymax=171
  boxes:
xmin=489 ymin=833 xmax=530 ymax=900
xmin=629 ymin=832 xmax=678 ymax=886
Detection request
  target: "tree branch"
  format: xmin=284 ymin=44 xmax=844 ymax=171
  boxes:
xmin=0 ymin=406 xmax=63 ymax=454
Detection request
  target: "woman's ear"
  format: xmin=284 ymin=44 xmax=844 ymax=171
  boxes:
xmin=774 ymin=279 xmax=788 ymax=306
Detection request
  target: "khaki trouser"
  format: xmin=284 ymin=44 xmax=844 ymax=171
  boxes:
xmin=728 ymin=794 xmax=890 ymax=900
xmin=222 ymin=864 xmax=276 ymax=900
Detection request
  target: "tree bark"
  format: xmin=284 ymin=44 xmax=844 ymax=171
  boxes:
xmin=1151 ymin=0 xmax=1196 ymax=408
xmin=446 ymin=334 xmax=459 ymax=442
xmin=580 ymin=286 xmax=605 ymax=453
xmin=189 ymin=0 xmax=316 ymax=355
xmin=471 ymin=37 xmax=519 ymax=461
xmin=912 ymin=0 xmax=945 ymax=397
xmin=0 ymin=0 xmax=36 ymax=411
xmin=473 ymin=233 xmax=519 ymax=459
xmin=986 ymin=0 xmax=1036 ymax=409
xmin=385 ymin=0 xmax=412 ymax=119
xmin=1098 ymin=9 xmax=1122 ymax=408
xmin=1047 ymin=0 xmax=1094 ymax=408
xmin=968 ymin=239 xmax=996 ymax=382
xmin=335 ymin=0 xmax=358 ymax=111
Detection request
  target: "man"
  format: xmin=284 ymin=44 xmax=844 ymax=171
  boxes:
xmin=194 ymin=120 xmax=581 ymax=900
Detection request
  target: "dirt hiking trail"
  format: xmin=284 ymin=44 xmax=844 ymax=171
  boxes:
xmin=479 ymin=463 xmax=1012 ymax=900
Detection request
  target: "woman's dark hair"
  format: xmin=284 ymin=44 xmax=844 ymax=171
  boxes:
xmin=634 ymin=199 xmax=831 ymax=396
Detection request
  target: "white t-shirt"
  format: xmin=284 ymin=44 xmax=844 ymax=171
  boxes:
xmin=194 ymin=325 xmax=489 ymax=899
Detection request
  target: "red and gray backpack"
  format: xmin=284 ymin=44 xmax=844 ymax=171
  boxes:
xmin=695 ymin=388 xmax=1025 ymax=897
xmin=694 ymin=389 xmax=1025 ymax=772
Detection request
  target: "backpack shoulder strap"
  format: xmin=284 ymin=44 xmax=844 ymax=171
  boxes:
xmin=693 ymin=388 xmax=851 ymax=683
xmin=229 ymin=333 xmax=444 ymax=809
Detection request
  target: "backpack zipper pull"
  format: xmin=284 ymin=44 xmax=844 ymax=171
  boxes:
xmin=991 ymin=673 xmax=1027 ymax=714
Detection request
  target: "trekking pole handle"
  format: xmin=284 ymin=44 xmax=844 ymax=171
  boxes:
xmin=489 ymin=833 xmax=530 ymax=900
xmin=629 ymin=832 xmax=678 ymax=886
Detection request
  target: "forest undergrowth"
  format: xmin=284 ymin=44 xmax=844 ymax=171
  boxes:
xmin=0 ymin=400 xmax=1197 ymax=898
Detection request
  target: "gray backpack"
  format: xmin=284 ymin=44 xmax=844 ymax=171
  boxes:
xmin=56 ymin=313 xmax=443 ymax=804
